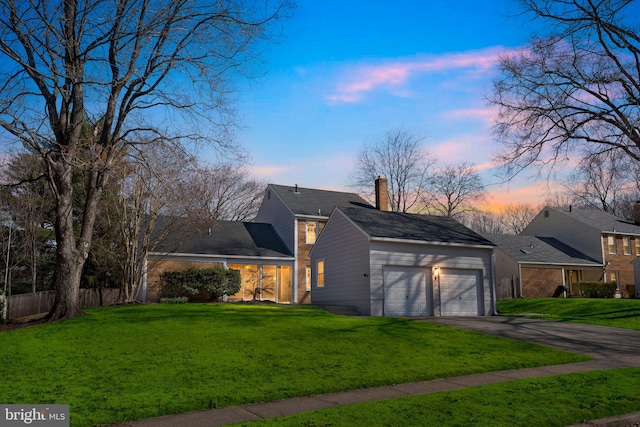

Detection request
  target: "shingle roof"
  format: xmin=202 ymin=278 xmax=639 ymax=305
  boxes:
xmin=339 ymin=205 xmax=494 ymax=247
xmin=546 ymin=206 xmax=640 ymax=235
xmin=153 ymin=219 xmax=293 ymax=258
xmin=487 ymin=234 xmax=601 ymax=265
xmin=269 ymin=184 xmax=370 ymax=217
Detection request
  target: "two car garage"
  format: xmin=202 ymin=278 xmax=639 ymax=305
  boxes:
xmin=383 ymin=266 xmax=484 ymax=317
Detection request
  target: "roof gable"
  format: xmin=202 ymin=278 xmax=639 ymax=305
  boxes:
xmin=338 ymin=205 xmax=494 ymax=247
xmin=487 ymin=234 xmax=600 ymax=265
xmin=269 ymin=184 xmax=370 ymax=217
xmin=544 ymin=206 xmax=640 ymax=235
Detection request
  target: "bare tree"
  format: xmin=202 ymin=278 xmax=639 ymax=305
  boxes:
xmin=499 ymin=203 xmax=538 ymax=234
xmin=0 ymin=154 xmax=55 ymax=294
xmin=180 ymin=163 xmax=265 ymax=221
xmin=465 ymin=210 xmax=506 ymax=235
xmin=426 ymin=163 xmax=486 ymax=219
xmin=350 ymin=128 xmax=435 ymax=213
xmin=118 ymin=143 xmax=200 ymax=303
xmin=567 ymin=151 xmax=631 ymax=215
xmin=0 ymin=0 xmax=292 ymax=320
xmin=490 ymin=0 xmax=640 ymax=178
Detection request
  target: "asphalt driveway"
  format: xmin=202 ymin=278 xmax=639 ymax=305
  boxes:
xmin=425 ymin=316 xmax=640 ymax=366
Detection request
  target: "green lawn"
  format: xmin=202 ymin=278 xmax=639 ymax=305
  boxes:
xmin=235 ymin=369 xmax=640 ymax=427
xmin=497 ymin=298 xmax=640 ymax=329
xmin=0 ymin=303 xmax=587 ymax=426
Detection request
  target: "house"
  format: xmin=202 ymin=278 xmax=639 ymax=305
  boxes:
xmin=142 ymin=220 xmax=294 ymax=302
xmin=254 ymin=183 xmax=370 ymax=304
xmin=309 ymin=184 xmax=496 ymax=317
xmin=488 ymin=234 xmax=602 ymax=299
xmin=521 ymin=205 xmax=640 ymax=297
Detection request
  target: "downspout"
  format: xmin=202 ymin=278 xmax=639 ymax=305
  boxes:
xmin=490 ymin=251 xmax=497 ymax=315
xmin=293 ymin=218 xmax=298 ymax=304
xmin=517 ymin=263 xmax=523 ymax=298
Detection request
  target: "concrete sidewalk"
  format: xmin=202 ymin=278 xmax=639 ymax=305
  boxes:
xmin=109 ymin=318 xmax=640 ymax=427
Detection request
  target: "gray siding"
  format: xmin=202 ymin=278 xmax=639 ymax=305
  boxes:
xmin=523 ymin=209 xmax=604 ymax=263
xmin=254 ymin=186 xmax=296 ymax=252
xmin=494 ymin=249 xmax=520 ymax=300
xmin=311 ymin=210 xmax=372 ymax=315
xmin=369 ymin=241 xmax=494 ymax=316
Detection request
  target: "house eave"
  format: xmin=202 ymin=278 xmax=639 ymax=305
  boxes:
xmin=517 ymin=261 xmax=603 ymax=267
xmin=370 ymin=237 xmax=494 ymax=249
xmin=148 ymin=252 xmax=295 ymax=262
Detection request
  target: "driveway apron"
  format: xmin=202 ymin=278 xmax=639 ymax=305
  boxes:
xmin=425 ymin=316 xmax=640 ymax=366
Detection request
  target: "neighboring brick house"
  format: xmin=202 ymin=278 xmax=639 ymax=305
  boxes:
xmin=488 ymin=234 xmax=602 ymax=300
xmin=521 ymin=206 xmax=640 ymax=297
xmin=254 ymin=183 xmax=370 ymax=304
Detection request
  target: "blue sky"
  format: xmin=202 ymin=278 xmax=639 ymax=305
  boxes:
xmin=224 ymin=0 xmax=556 ymax=209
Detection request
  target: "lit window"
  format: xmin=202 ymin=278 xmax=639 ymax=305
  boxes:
xmin=305 ymin=266 xmax=311 ymax=291
xmin=624 ymin=237 xmax=631 ymax=255
xmin=306 ymin=221 xmax=318 ymax=244
xmin=317 ymin=260 xmax=324 ymax=288
xmin=607 ymin=236 xmax=616 ymax=254
xmin=609 ymin=271 xmax=619 ymax=290
xmin=636 ymin=238 xmax=640 ymax=256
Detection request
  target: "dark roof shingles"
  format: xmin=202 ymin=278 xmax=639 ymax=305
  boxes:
xmin=155 ymin=220 xmax=292 ymax=258
xmin=487 ymin=234 xmax=600 ymax=265
xmin=270 ymin=184 xmax=370 ymax=217
xmin=340 ymin=205 xmax=494 ymax=247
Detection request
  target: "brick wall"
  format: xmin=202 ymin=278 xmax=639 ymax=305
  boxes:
xmin=297 ymin=220 xmax=325 ymax=304
xmin=602 ymin=235 xmax=636 ymax=297
xmin=521 ymin=267 xmax=564 ymax=298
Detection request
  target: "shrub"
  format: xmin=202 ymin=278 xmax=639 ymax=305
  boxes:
xmin=160 ymin=297 xmax=189 ymax=304
xmin=160 ymin=267 xmax=241 ymax=302
xmin=578 ymin=281 xmax=617 ymax=298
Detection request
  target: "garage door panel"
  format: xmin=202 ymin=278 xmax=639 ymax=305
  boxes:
xmin=440 ymin=269 xmax=481 ymax=316
xmin=383 ymin=267 xmax=432 ymax=317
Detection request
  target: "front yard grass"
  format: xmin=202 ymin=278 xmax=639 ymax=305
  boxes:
xmin=236 ymin=368 xmax=640 ymax=427
xmin=497 ymin=298 xmax=640 ymax=329
xmin=0 ymin=303 xmax=588 ymax=426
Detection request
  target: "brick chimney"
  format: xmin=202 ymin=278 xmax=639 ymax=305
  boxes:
xmin=375 ymin=176 xmax=389 ymax=211
xmin=634 ymin=201 xmax=640 ymax=225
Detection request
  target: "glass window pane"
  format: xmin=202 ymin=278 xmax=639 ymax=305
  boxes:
xmin=317 ymin=260 xmax=324 ymax=288
xmin=228 ymin=264 xmax=244 ymax=298
xmin=243 ymin=265 xmax=260 ymax=300
xmin=262 ymin=265 xmax=277 ymax=300
xmin=306 ymin=221 xmax=317 ymax=244
xmin=277 ymin=266 xmax=292 ymax=302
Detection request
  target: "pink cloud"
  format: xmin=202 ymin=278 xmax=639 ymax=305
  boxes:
xmin=326 ymin=47 xmax=509 ymax=104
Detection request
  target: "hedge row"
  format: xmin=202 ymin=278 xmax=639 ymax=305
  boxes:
xmin=160 ymin=267 xmax=241 ymax=302
xmin=578 ymin=281 xmax=617 ymax=298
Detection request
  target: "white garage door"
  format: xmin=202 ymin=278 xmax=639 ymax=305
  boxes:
xmin=440 ymin=269 xmax=482 ymax=316
xmin=383 ymin=267 xmax=432 ymax=316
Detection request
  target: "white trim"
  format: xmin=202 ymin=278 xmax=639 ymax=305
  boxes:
xmin=293 ymin=218 xmax=299 ymax=303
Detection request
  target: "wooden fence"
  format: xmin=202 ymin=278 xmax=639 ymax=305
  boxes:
xmin=7 ymin=289 xmax=121 ymax=319
xmin=496 ymin=277 xmax=519 ymax=301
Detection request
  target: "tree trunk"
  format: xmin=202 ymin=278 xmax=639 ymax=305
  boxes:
xmin=45 ymin=158 xmax=102 ymax=321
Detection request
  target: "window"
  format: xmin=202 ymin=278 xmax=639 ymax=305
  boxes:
xmin=317 ymin=260 xmax=324 ymax=288
xmin=607 ymin=235 xmax=616 ymax=254
xmin=624 ymin=237 xmax=631 ymax=255
xmin=305 ymin=266 xmax=312 ymax=291
xmin=609 ymin=270 xmax=619 ymax=290
xmin=635 ymin=238 xmax=640 ymax=256
xmin=306 ymin=221 xmax=318 ymax=244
